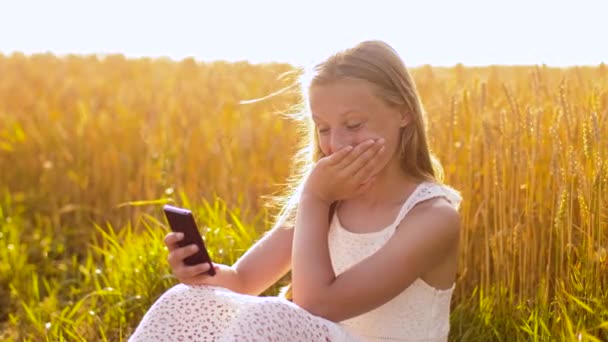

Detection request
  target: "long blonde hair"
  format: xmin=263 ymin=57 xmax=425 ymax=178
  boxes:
xmin=270 ymin=40 xmax=444 ymax=299
xmin=272 ymin=40 xmax=443 ymax=228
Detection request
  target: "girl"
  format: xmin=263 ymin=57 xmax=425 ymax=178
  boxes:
xmin=130 ymin=40 xmax=462 ymax=341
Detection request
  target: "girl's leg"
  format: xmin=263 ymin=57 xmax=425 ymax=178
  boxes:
xmin=129 ymin=284 xmax=236 ymax=341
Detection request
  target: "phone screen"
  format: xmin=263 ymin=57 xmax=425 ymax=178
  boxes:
xmin=163 ymin=205 xmax=216 ymax=276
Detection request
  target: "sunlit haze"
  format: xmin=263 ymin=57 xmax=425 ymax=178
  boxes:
xmin=0 ymin=0 xmax=606 ymax=66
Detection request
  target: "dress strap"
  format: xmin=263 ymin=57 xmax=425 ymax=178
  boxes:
xmin=390 ymin=182 xmax=462 ymax=228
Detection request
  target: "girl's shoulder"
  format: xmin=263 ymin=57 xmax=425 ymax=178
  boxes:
xmin=416 ymin=181 xmax=462 ymax=211
xmin=400 ymin=183 xmax=462 ymax=243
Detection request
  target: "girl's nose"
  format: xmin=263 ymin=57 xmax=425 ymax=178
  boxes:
xmin=330 ymin=133 xmax=352 ymax=154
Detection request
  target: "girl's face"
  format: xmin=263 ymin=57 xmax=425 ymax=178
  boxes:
xmin=309 ymin=79 xmax=409 ymax=174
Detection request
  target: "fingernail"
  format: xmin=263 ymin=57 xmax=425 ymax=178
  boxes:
xmin=177 ymin=232 xmax=184 ymax=239
xmin=191 ymin=245 xmax=199 ymax=251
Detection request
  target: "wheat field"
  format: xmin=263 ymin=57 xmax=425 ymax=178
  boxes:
xmin=0 ymin=52 xmax=606 ymax=341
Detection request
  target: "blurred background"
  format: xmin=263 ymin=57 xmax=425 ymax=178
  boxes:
xmin=0 ymin=1 xmax=606 ymax=341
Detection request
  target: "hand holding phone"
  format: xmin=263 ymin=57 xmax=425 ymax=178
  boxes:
xmin=163 ymin=204 xmax=216 ymax=276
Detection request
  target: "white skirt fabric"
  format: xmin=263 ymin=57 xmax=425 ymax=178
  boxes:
xmin=129 ymin=284 xmax=362 ymax=341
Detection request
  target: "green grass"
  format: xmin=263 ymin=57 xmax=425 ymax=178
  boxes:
xmin=0 ymin=55 xmax=606 ymax=341
xmin=1 ymin=189 xmax=606 ymax=341
xmin=0 ymin=191 xmax=275 ymax=341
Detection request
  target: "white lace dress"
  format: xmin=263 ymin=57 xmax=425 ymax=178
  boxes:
xmin=129 ymin=182 xmax=462 ymax=341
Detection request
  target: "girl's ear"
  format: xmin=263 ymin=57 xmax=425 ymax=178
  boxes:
xmin=399 ymin=110 xmax=412 ymax=128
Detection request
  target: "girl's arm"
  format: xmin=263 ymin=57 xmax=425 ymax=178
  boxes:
xmin=292 ymin=196 xmax=460 ymax=322
xmin=231 ymin=223 xmax=294 ymax=296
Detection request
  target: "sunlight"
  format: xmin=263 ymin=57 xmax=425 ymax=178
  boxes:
xmin=0 ymin=0 xmax=605 ymax=66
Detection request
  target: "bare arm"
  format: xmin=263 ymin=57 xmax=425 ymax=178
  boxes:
xmin=292 ymin=196 xmax=460 ymax=322
xmin=164 ymin=222 xmax=293 ymax=295
xmin=232 ymin=223 xmax=294 ymax=296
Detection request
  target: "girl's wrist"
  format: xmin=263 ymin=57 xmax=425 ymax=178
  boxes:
xmin=206 ymin=265 xmax=245 ymax=294
xmin=227 ymin=265 xmax=251 ymax=294
xmin=301 ymin=188 xmax=333 ymax=206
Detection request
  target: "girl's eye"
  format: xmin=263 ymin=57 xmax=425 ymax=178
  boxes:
xmin=318 ymin=127 xmax=330 ymax=134
xmin=347 ymin=123 xmax=362 ymax=130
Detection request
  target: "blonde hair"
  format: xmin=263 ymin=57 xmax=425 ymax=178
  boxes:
xmin=268 ymin=40 xmax=445 ymax=299
xmin=272 ymin=40 xmax=443 ymax=228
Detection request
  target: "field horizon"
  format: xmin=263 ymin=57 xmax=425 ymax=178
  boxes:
xmin=0 ymin=52 xmax=606 ymax=341
xmin=3 ymin=50 xmax=606 ymax=69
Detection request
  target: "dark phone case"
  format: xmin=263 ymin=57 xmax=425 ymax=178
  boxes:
xmin=163 ymin=205 xmax=216 ymax=276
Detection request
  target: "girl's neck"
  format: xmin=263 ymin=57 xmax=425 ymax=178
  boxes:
xmin=348 ymin=158 xmax=420 ymax=208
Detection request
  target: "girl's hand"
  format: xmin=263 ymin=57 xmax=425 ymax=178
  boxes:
xmin=304 ymin=138 xmax=385 ymax=204
xmin=164 ymin=232 xmax=242 ymax=291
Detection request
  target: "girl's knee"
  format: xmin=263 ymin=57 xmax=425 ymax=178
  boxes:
xmin=159 ymin=283 xmax=216 ymax=300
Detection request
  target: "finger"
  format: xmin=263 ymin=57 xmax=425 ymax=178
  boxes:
xmin=167 ymin=244 xmax=200 ymax=267
xmin=327 ymin=145 xmax=353 ymax=165
xmin=343 ymin=139 xmax=384 ymax=176
xmin=164 ymin=232 xmax=184 ymax=251
xmin=176 ymin=264 xmax=219 ymax=284
xmin=352 ymin=143 xmax=385 ymax=181
xmin=337 ymin=139 xmax=374 ymax=169
xmin=175 ymin=262 xmax=214 ymax=279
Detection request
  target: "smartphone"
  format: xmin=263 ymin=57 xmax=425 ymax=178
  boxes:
xmin=163 ymin=204 xmax=216 ymax=276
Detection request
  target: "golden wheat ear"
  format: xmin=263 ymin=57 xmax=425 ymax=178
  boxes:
xmin=278 ymin=283 xmax=293 ymax=301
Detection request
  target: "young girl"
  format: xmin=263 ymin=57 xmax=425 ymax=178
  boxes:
xmin=129 ymin=40 xmax=462 ymax=341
